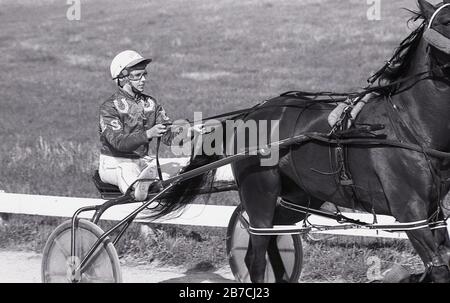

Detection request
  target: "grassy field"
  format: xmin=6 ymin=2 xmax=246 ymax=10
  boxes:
xmin=0 ymin=0 xmax=419 ymax=196
xmin=0 ymin=0 xmax=443 ymax=281
xmin=0 ymin=214 xmax=424 ymax=282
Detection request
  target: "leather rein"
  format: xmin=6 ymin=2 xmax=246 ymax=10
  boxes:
xmin=153 ymin=16 xmax=450 ymax=181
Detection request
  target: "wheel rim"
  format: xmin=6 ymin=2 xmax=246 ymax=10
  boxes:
xmin=226 ymin=206 xmax=303 ymax=283
xmin=42 ymin=219 xmax=122 ymax=283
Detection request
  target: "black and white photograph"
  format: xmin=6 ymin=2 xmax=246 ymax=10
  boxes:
xmin=0 ymin=0 xmax=450 ymax=290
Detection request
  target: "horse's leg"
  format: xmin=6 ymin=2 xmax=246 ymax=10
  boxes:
xmin=264 ymin=204 xmax=299 ymax=283
xmin=237 ymin=166 xmax=280 ymax=283
xmin=266 ymin=236 xmax=287 ymax=282
xmin=244 ymin=238 xmax=253 ymax=276
xmin=265 ymin=174 xmax=325 ymax=282
xmin=372 ymin=158 xmax=450 ymax=283
xmin=392 ymin=204 xmax=450 ymax=282
xmin=432 ymin=211 xmax=450 ymax=267
xmin=434 ymin=229 xmax=450 ymax=268
xmin=403 ymin=227 xmax=449 ymax=283
xmin=389 ymin=199 xmax=449 ymax=282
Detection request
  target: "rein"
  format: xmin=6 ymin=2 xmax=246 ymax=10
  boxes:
xmin=153 ymin=60 xmax=450 ymax=182
xmin=156 ymin=137 xmax=163 ymax=181
xmin=154 ymin=12 xmax=450 ymax=178
xmin=178 ymin=59 xmax=450 ymax=127
xmin=283 ymin=61 xmax=450 ymax=101
xmin=303 ymin=134 xmax=450 ymax=159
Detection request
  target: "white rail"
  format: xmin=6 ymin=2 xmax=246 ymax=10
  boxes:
xmin=1 ymin=157 xmax=448 ymax=239
xmin=1 ymin=192 xmax=448 ymax=239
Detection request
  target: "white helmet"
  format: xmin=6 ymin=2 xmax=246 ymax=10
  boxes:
xmin=110 ymin=50 xmax=152 ymax=80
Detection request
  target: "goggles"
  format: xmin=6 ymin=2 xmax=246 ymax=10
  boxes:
xmin=127 ymin=71 xmax=148 ymax=81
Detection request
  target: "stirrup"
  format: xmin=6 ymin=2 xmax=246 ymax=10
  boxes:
xmin=133 ymin=182 xmax=152 ymax=201
xmin=133 ymin=179 xmax=165 ymax=201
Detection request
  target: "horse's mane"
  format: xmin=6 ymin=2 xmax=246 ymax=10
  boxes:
xmin=370 ymin=10 xmax=426 ymax=94
xmin=134 ymin=4 xmax=443 ymax=222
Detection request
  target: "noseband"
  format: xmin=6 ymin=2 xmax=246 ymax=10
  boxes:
xmin=423 ymin=3 xmax=450 ymax=54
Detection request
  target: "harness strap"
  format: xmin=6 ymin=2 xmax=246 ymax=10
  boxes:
xmin=165 ymin=61 xmax=450 ymax=131
xmin=384 ymin=94 xmax=445 ymax=218
xmin=239 ymin=200 xmax=448 ymax=236
xmin=155 ymin=137 xmax=163 ymax=181
xmin=427 ymin=4 xmax=450 ymax=29
xmin=300 ymin=134 xmax=450 ymax=159
xmin=278 ymin=200 xmax=447 ymax=232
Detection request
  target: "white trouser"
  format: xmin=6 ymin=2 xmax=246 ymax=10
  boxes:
xmin=98 ymin=154 xmax=158 ymax=194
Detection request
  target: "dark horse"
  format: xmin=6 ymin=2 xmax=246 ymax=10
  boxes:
xmin=152 ymin=0 xmax=450 ymax=282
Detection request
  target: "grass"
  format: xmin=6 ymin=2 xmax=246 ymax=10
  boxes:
xmin=300 ymin=236 xmax=423 ymax=282
xmin=0 ymin=0 xmax=417 ymax=197
xmin=0 ymin=137 xmax=98 ymax=196
xmin=0 ymin=0 xmax=446 ymax=281
xmin=0 ymin=214 xmax=228 ymax=269
xmin=0 ymin=213 xmax=424 ymax=282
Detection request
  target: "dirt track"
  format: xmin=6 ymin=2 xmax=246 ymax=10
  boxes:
xmin=0 ymin=250 xmax=235 ymax=283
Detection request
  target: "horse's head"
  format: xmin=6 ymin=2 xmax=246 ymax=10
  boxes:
xmin=419 ymin=0 xmax=450 ymax=64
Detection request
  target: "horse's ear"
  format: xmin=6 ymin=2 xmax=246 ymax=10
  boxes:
xmin=418 ymin=0 xmax=436 ymax=20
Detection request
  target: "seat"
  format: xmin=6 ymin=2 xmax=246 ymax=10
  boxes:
xmin=92 ymin=170 xmax=123 ymax=199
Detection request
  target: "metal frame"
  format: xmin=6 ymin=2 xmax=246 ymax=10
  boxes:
xmin=67 ymin=184 xmax=175 ymax=280
xmin=63 ymin=131 xmax=449 ymax=280
xmin=237 ymin=200 xmax=447 ymax=236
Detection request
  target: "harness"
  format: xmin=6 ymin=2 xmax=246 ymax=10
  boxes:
xmin=156 ymin=136 xmax=163 ymax=180
xmin=151 ymin=14 xmax=450 ymax=227
xmin=153 ymin=54 xmax=450 ymax=197
xmin=424 ymin=3 xmax=450 ymax=55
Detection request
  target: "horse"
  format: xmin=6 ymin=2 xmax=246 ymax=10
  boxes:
xmin=150 ymin=0 xmax=450 ymax=283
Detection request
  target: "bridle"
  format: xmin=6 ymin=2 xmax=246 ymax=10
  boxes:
xmin=428 ymin=3 xmax=450 ymax=28
xmin=424 ymin=3 xmax=450 ymax=54
xmin=152 ymin=4 xmax=450 ymax=178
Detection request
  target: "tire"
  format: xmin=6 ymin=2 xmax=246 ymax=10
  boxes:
xmin=226 ymin=205 xmax=303 ymax=283
xmin=41 ymin=219 xmax=122 ymax=283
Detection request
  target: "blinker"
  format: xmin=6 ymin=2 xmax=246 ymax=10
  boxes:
xmin=424 ymin=3 xmax=450 ymax=54
xmin=423 ymin=28 xmax=450 ymax=54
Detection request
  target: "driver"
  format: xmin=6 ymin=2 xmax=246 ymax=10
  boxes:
xmin=98 ymin=50 xmax=201 ymax=201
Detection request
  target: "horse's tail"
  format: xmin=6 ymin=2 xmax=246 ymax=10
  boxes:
xmin=144 ymin=127 xmax=226 ymax=220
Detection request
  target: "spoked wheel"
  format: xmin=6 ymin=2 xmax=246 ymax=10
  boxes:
xmin=226 ymin=205 xmax=303 ymax=283
xmin=42 ymin=219 xmax=122 ymax=283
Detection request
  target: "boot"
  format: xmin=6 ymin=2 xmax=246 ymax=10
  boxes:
xmin=133 ymin=165 xmax=158 ymax=201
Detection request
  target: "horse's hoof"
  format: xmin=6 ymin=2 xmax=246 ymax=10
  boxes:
xmin=430 ymin=265 xmax=450 ymax=283
xmin=406 ymin=272 xmax=429 ymax=283
xmin=405 ymin=266 xmax=450 ymax=283
xmin=383 ymin=264 xmax=411 ymax=283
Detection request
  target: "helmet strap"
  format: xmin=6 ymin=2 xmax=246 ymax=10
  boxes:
xmin=130 ymin=82 xmax=142 ymax=96
xmin=120 ymin=80 xmax=140 ymax=98
xmin=116 ymin=76 xmax=128 ymax=88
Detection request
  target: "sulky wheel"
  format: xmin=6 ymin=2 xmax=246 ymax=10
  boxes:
xmin=226 ymin=205 xmax=303 ymax=283
xmin=41 ymin=219 xmax=122 ymax=283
